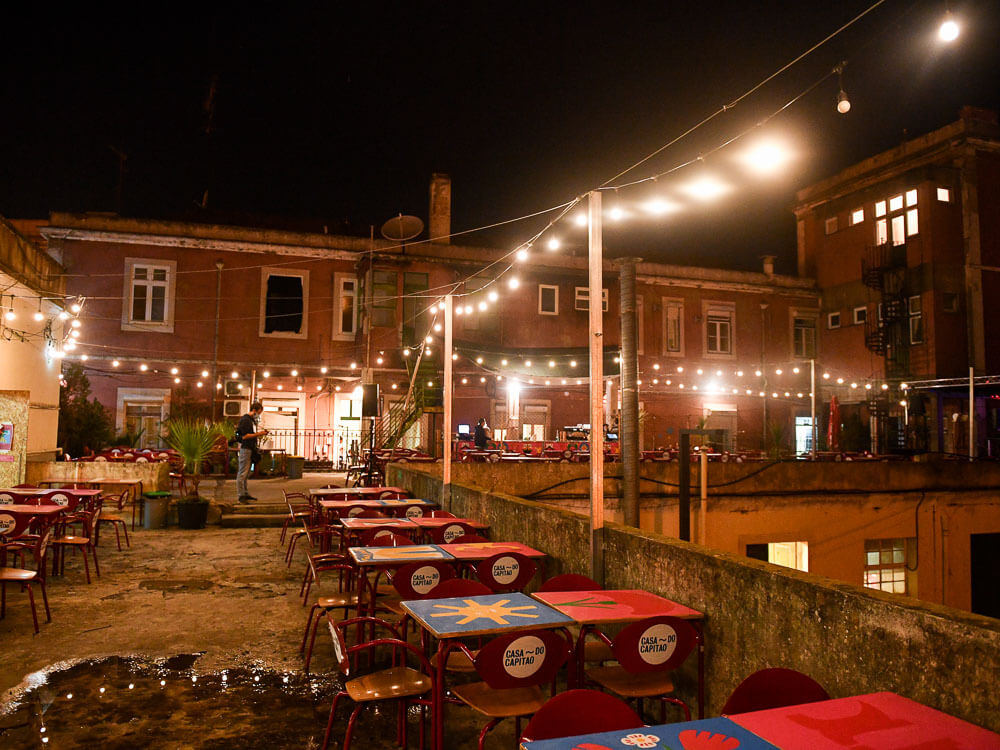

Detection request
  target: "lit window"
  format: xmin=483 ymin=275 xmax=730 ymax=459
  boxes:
xmin=827 ymin=312 xmax=841 ymax=329
xmin=538 ymin=284 xmax=558 ymax=315
xmin=333 ymin=274 xmax=357 ymax=340
xmin=864 ymin=538 xmax=914 ymax=595
xmin=875 ymin=201 xmax=886 ymax=217
xmin=891 ymin=215 xmax=906 ymax=245
xmin=876 ymin=218 xmax=888 ymax=245
xmin=905 ymin=189 xmax=917 ymax=207
xmin=889 ymin=194 xmax=903 ymax=212
xmin=746 ymin=542 xmax=809 ymax=572
xmin=909 ymin=295 xmax=923 ymax=344
xmin=663 ymin=298 xmax=683 ymax=355
xmin=123 ymin=258 xmax=176 ymax=332
xmin=793 ymin=316 xmax=816 ymax=358
xmin=853 ymin=306 xmax=868 ymax=325
xmin=937 ymin=187 xmax=951 ymax=202
xmin=824 ymin=216 xmax=838 ymax=235
xmin=906 ymin=209 xmax=919 ymax=236
xmin=850 ymin=208 xmax=864 ymax=225
xmin=574 ymin=287 xmax=609 ymax=312
xmin=261 ymin=267 xmax=308 ymax=338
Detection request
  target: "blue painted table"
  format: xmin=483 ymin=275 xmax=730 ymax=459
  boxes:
xmin=520 ymin=715 xmax=779 ymax=750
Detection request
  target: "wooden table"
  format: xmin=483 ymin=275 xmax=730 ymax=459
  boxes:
xmin=0 ymin=504 xmax=64 ymax=538
xmin=439 ymin=540 xmax=547 ymax=579
xmin=318 ymin=497 xmax=438 ymax=520
xmin=521 ymin=715 xmax=779 ymax=749
xmin=401 ymin=592 xmax=575 ymax=750
xmin=0 ymin=488 xmax=101 ymax=511
xmin=532 ymin=589 xmax=706 ymax=717
xmin=728 ymin=691 xmax=1000 ymax=749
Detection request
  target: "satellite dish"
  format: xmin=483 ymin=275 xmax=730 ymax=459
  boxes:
xmin=381 ymin=214 xmax=424 ymax=242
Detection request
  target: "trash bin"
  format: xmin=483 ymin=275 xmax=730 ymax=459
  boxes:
xmin=286 ymin=456 xmax=305 ymax=480
xmin=143 ymin=491 xmax=171 ymax=529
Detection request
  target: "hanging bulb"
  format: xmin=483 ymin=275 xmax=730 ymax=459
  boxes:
xmin=834 ymin=62 xmax=850 ymax=114
xmin=939 ymin=9 xmax=959 ymax=42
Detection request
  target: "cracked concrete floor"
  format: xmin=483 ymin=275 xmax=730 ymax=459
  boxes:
xmin=0 ymin=527 xmax=518 ymax=748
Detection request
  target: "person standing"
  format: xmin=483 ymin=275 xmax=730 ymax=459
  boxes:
xmin=236 ymin=401 xmax=267 ymax=503
xmin=474 ymin=417 xmax=489 ymax=450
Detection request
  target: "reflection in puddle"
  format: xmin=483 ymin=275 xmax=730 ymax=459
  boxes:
xmin=0 ymin=655 xmax=342 ymax=749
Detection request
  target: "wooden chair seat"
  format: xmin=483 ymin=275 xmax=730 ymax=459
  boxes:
xmin=345 ymin=665 xmax=432 ymax=702
xmin=0 ymin=566 xmax=37 ymax=582
xmin=450 ymin=681 xmax=545 ymax=718
xmin=585 ymin=665 xmax=675 ymax=698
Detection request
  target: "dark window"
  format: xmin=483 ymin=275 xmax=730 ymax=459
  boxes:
xmin=264 ymin=275 xmax=303 ymax=333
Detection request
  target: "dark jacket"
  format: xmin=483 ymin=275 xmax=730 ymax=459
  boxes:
xmin=237 ymin=413 xmax=259 ymax=450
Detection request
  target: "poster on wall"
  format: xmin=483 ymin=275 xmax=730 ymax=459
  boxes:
xmin=0 ymin=423 xmax=12 ymax=452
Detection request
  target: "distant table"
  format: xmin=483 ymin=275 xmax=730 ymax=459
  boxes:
xmin=310 ymin=486 xmax=410 ymax=501
xmin=402 ymin=592 xmax=575 ymax=750
xmin=347 ymin=543 xmax=455 ymax=620
xmin=533 ymin=589 xmax=705 ymax=717
xmin=409 ymin=516 xmax=490 ymax=542
xmin=439 ymin=540 xmax=547 ymax=578
xmin=0 ymin=487 xmax=101 ymax=511
xmin=728 ymin=691 xmax=1000 ymax=749
xmin=338 ymin=517 xmax=419 ymax=546
xmin=521 ymin=716 xmax=779 ymax=750
xmin=318 ymin=497 xmax=437 ymax=520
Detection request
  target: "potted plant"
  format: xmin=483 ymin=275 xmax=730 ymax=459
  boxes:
xmin=164 ymin=418 xmax=228 ymax=529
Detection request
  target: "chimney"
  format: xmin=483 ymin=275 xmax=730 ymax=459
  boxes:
xmin=429 ymin=173 xmax=451 ymax=244
xmin=762 ymin=255 xmax=776 ymax=277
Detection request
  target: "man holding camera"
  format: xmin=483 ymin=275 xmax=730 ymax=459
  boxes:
xmin=236 ymin=401 xmax=268 ymax=503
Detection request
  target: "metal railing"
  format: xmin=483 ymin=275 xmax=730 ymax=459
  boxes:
xmin=261 ymin=428 xmax=364 ymax=468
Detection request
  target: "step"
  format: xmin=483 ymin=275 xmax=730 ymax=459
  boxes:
xmin=220 ymin=512 xmax=287 ymax=528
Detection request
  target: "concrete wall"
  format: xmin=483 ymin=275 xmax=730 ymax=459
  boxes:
xmin=25 ymin=460 xmax=171 ymax=492
xmin=389 ymin=463 xmax=1000 ymax=731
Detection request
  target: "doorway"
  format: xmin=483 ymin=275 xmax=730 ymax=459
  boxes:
xmin=970 ymin=532 xmax=1000 ymax=619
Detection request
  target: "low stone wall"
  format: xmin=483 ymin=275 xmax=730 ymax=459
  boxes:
xmin=390 ymin=464 xmax=1000 ymax=731
xmin=25 ymin=460 xmax=170 ymax=492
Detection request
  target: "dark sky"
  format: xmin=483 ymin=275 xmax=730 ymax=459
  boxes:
xmin=3 ymin=1 xmax=998 ymax=273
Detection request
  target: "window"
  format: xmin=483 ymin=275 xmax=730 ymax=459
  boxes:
xmin=538 ymin=284 xmax=559 ymax=315
xmin=905 ymin=189 xmax=917 ymax=207
xmin=853 ymin=306 xmax=868 ymax=325
xmin=850 ymin=208 xmax=864 ymax=225
xmin=824 ymin=216 xmax=838 ymax=235
xmin=116 ymin=387 xmax=169 ymax=449
xmin=937 ymin=187 xmax=951 ymax=202
xmin=371 ymin=270 xmax=397 ymax=328
xmin=123 ymin=258 xmax=176 ymax=332
xmin=906 ymin=209 xmax=918 ymax=236
xmin=793 ymin=316 xmax=817 ymax=358
xmin=333 ymin=274 xmax=357 ymax=340
xmin=942 ymin=293 xmax=959 ymax=313
xmin=521 ymin=403 xmax=549 ymax=441
xmin=704 ymin=303 xmax=734 ymax=356
xmin=747 ymin=542 xmax=809 ymax=572
xmin=574 ymin=287 xmax=608 ymax=311
xmin=827 ymin=312 xmax=841 ymax=329
xmin=875 ymin=200 xmax=886 ymax=217
xmin=260 ymin=268 xmax=308 ymax=338
xmin=889 ymin=194 xmax=903 ymax=212
xmin=875 ymin=188 xmax=918 ymax=245
xmin=663 ymin=298 xmax=683 ymax=355
xmin=909 ymin=295 xmax=923 ymax=344
xmin=864 ymin=538 xmax=915 ymax=594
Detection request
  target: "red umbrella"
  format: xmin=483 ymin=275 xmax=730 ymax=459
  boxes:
xmin=827 ymin=396 xmax=841 ymax=451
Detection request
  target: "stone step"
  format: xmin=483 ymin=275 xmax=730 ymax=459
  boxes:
xmin=220 ymin=512 xmax=287 ymax=528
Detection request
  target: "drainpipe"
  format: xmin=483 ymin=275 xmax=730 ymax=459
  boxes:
xmin=614 ymin=257 xmax=642 ymax=528
xmin=212 ymin=261 xmax=223 ymax=420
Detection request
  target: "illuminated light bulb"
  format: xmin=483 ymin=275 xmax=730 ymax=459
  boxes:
xmin=677 ymin=366 xmax=684 ymax=373
xmin=71 ymin=319 xmax=82 ymax=328
xmin=231 ymin=371 xmax=239 ymax=378
xmin=71 ymin=303 xmax=82 ymax=313
xmin=851 ymin=382 xmax=858 ymax=389
xmin=480 ymin=377 xmax=486 ymax=383
xmin=129 ymin=683 xmax=135 ymax=689
xmin=797 ymin=392 xmax=804 ymax=398
xmin=561 ymin=379 xmax=567 ymax=385
xmin=508 ymin=277 xmax=520 ymax=289
xmin=679 ymin=383 xmax=685 ymax=389
xmin=837 ymin=88 xmax=851 ymax=114
xmin=746 ymin=389 xmax=753 ymax=395
xmin=427 ymin=381 xmax=433 ymax=387
xmin=736 ymin=370 xmax=744 ymax=377
xmin=81 ymin=354 xmax=88 ymax=361
xmin=755 ymin=369 xmax=762 ymax=377
xmin=609 ymin=206 xmax=624 ymax=221
xmin=939 ymin=11 xmax=959 ymax=42
xmin=900 ymin=399 xmax=908 ymax=407
xmin=463 ymin=305 xmax=473 ymax=314
xmin=425 ymin=348 xmax=432 ymax=355
xmin=478 ymin=301 xmax=487 ymax=311
xmin=403 ymin=348 xmax=410 ymax=357
xmin=216 ymin=383 xmax=222 ymax=389
xmin=570 ymin=360 xmax=577 ymax=367
xmin=58 ymin=311 xmax=69 ymax=321
xmin=455 ymin=306 xmax=464 ymax=316
xmin=461 ymin=378 xmax=467 ymax=384
xmin=34 ymin=311 xmax=44 ymax=322
xmin=497 ymin=375 xmax=503 ymax=381
xmin=296 ymin=385 xmax=302 ymax=391
xmin=376 ymin=357 xmax=383 ymax=365
xmin=529 ymin=378 xmax=535 ymax=384
xmin=109 ymin=359 xmax=118 ymax=367
xmin=68 ymin=329 xmax=80 ymax=338
xmin=277 ymin=384 xmax=283 ymax=390
xmin=881 ymin=383 xmax=889 ymax=390
xmin=201 ymin=370 xmax=209 ymax=377
xmin=792 ymin=367 xmax=800 ymax=374
xmin=99 ymin=687 xmax=106 ymax=694
xmin=140 ymin=364 xmax=148 ymax=371
xmin=525 ymin=360 xmax=532 ymax=367
xmin=476 ymin=357 xmax=483 ymax=364
xmin=696 ymin=368 xmax=703 ymax=375
xmin=653 ymin=378 xmax=659 ymax=384
xmin=547 ymin=238 xmax=560 ymax=251
xmin=191 ymin=676 xmax=198 ymax=683
xmin=741 ymin=140 xmax=792 ymax=175
xmin=488 ymin=291 xmax=498 ymax=302
xmin=335 ymin=385 xmax=341 ymax=392
xmin=351 ymin=362 xmax=357 ymax=369
xmin=262 ymin=371 xmax=270 ymax=378
xmin=315 ymin=384 xmax=322 ymax=391
xmin=865 ymin=383 xmax=872 ymax=390
xmin=291 ymin=369 xmax=298 ymax=376
xmin=391 ymin=383 xmax=397 ymax=390
xmin=772 ymin=392 xmax=779 ymax=398
xmin=501 ymin=359 xmax=508 ymax=366
xmin=642 ymin=198 xmax=679 ymax=215
xmin=196 ymin=381 xmax=203 ymax=388
xmin=426 ymin=336 xmax=433 ymax=343
xmin=775 ymin=368 xmax=783 ymax=375
xmin=692 ymin=385 xmax=698 ymax=391
xmin=430 ymin=304 xmax=439 ymax=314
xmin=452 ymin=353 xmax=458 ymax=360
xmin=637 ymin=379 xmax=642 ymax=385
xmin=321 ymin=366 xmax=328 ymax=374
xmin=174 ymin=377 xmax=180 ymax=384
xmin=784 ymin=392 xmax=790 ymax=397
xmin=574 ymin=213 xmax=587 ymax=226
xmin=65 ymin=340 xmax=77 ymax=350
xmin=171 ymin=367 xmax=179 ymax=374
xmin=516 ymin=248 xmax=529 ymax=262
xmin=546 ymin=380 xmax=551 ymax=385
xmin=733 ymin=388 xmax=739 ymax=394
xmin=549 ymin=360 xmax=555 ymax=368
xmin=837 ymin=377 xmax=844 ymax=384
xmin=823 ymin=372 xmax=830 ymax=379
xmin=434 ymin=323 xmax=442 ymax=332
xmin=653 ymin=363 xmax=660 ymax=370
xmin=681 ymin=175 xmax=730 ymax=201
xmin=759 ymin=391 xmax=765 ymax=397
xmin=4 ymin=309 xmax=15 ymax=321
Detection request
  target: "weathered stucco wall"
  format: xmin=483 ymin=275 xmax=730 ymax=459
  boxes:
xmin=25 ymin=460 xmax=171 ymax=491
xmin=390 ymin=463 xmax=1000 ymax=731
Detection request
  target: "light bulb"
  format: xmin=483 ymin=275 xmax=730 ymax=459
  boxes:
xmin=939 ymin=12 xmax=959 ymax=42
xmin=837 ymin=89 xmax=851 ymax=114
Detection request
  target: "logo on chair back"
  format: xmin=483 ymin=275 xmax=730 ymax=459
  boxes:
xmin=51 ymin=493 xmax=70 ymax=506
xmin=348 ymin=507 xmax=364 ymax=517
xmin=410 ymin=565 xmax=440 ymax=594
xmin=442 ymin=524 xmax=466 ymax=543
xmin=405 ymin=506 xmax=424 ymax=519
xmin=0 ymin=493 xmax=15 ymax=504
xmin=638 ymin=623 xmax=678 ymax=665
xmin=0 ymin=513 xmax=16 ymax=536
xmin=491 ymin=556 xmax=520 ymax=584
xmin=502 ymin=635 xmax=545 ymax=679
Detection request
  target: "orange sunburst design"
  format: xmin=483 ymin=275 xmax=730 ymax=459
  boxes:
xmin=429 ymin=598 xmax=541 ymax=625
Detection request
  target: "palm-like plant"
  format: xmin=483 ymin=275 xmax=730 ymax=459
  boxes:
xmin=164 ymin=419 xmax=228 ymax=500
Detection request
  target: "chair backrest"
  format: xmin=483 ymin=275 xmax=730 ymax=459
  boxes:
xmin=475 ymin=552 xmax=537 ymax=593
xmin=390 ymin=561 xmax=456 ymax=599
xmin=427 ymin=509 xmax=456 ymax=518
xmin=378 ymin=489 xmax=409 ymax=499
xmin=429 ymin=578 xmax=492 ymax=599
xmin=399 ymin=504 xmax=427 ymax=519
xmin=0 ymin=491 xmax=21 ymax=504
xmin=538 ymin=573 xmax=603 ymax=592
xmin=14 ymin=483 xmax=38 ymax=489
xmin=454 ymin=533 xmax=489 ymax=544
xmin=473 ymin=629 xmax=569 ymax=690
xmin=430 ymin=521 xmax=476 ymax=544
xmin=611 ymin=616 xmax=699 ymax=674
xmin=721 ymin=667 xmax=830 ymax=715
xmin=368 ymin=532 xmax=414 ymax=548
xmin=354 ymin=509 xmax=387 ymax=519
xmin=520 ymin=689 xmax=645 ymax=741
xmin=360 ymin=527 xmax=406 ymax=545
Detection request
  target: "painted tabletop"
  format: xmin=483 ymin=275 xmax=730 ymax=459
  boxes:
xmin=521 ymin=716 xmax=779 ymax=750
xmin=0 ymin=488 xmax=101 ymax=496
xmin=402 ymin=592 xmax=574 ymax=638
xmin=532 ymin=589 xmax=703 ymax=624
xmin=339 ymin=517 xmax=418 ymax=530
xmin=0 ymin=504 xmax=63 ymax=536
xmin=729 ymin=692 xmax=1000 ymax=749
xmin=439 ymin=541 xmax=547 ymax=560
xmin=410 ymin=517 xmax=490 ymax=529
xmin=310 ymin=486 xmax=409 ymax=496
xmin=318 ymin=498 xmax=436 ymax=508
xmin=348 ymin=544 xmax=453 ymax=566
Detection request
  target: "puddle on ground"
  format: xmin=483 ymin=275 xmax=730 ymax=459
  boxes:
xmin=0 ymin=654 xmax=375 ymax=749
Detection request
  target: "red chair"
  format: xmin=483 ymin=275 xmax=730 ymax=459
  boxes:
xmin=301 ymin=557 xmax=360 ymax=673
xmin=474 ymin=552 xmax=537 ymax=593
xmin=280 ymin=490 xmax=313 ymax=547
xmin=96 ymin=489 xmax=131 ymax=550
xmin=0 ymin=522 xmax=54 ymax=633
xmin=428 ymin=521 xmax=477 ymax=544
xmin=381 ymin=560 xmax=457 ymax=634
xmin=450 ymin=628 xmax=571 ymax=749
xmin=51 ymin=497 xmax=101 ymax=583
xmin=721 ymin=667 xmax=830 ymax=715
xmin=321 ymin=615 xmax=435 ymax=750
xmin=584 ymin=615 xmax=699 ymax=724
xmin=520 ymin=689 xmax=645 ymax=742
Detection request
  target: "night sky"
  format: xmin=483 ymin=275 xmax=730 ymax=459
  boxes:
xmin=3 ymin=1 xmax=998 ymax=273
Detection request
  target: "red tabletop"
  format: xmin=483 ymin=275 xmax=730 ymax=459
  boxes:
xmin=532 ymin=589 xmax=703 ymax=624
xmin=729 ymin=691 xmax=1000 ymax=749
xmin=339 ymin=517 xmax=418 ymax=531
xmin=409 ymin=517 xmax=490 ymax=530
xmin=310 ymin=486 xmax=410 ymax=498
xmin=0 ymin=504 xmax=63 ymax=537
xmin=438 ymin=541 xmax=545 ymax=560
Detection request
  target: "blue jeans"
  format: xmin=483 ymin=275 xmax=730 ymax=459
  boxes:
xmin=236 ymin=447 xmax=253 ymax=498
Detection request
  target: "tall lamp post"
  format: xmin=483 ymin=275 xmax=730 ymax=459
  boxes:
xmin=588 ymin=191 xmax=605 ymax=583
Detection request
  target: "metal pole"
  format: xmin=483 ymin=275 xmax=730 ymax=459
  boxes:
xmin=969 ymin=366 xmax=974 ymax=459
xmin=443 ymin=295 xmax=453 ymax=493
xmin=615 ymin=257 xmax=642 ymax=528
xmin=699 ymin=443 xmax=708 ymax=545
xmin=212 ymin=261 xmax=223 ymax=421
xmin=810 ymin=358 xmax=817 ymax=459
xmin=588 ymin=191 xmax=605 ymax=584
xmin=678 ymin=432 xmax=691 ymax=541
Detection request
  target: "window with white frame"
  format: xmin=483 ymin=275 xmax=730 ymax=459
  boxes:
xmin=793 ymin=315 xmax=817 ymax=358
xmin=853 ymin=306 xmax=868 ymax=325
xmin=850 ymin=208 xmax=864 ymax=226
xmin=260 ymin=267 xmax=308 ymax=338
xmin=824 ymin=216 xmax=838 ymax=235
xmin=663 ymin=298 xmax=683 ymax=355
xmin=123 ymin=258 xmax=176 ymax=332
xmin=908 ymin=295 xmax=923 ymax=344
xmin=574 ymin=287 xmax=609 ymax=312
xmin=875 ymin=189 xmax=918 ymax=246
xmin=864 ymin=538 xmax=915 ymax=595
xmin=538 ymin=284 xmax=559 ymax=315
xmin=521 ymin=402 xmax=549 ymax=441
xmin=937 ymin=187 xmax=951 ymax=202
xmin=333 ymin=274 xmax=357 ymax=340
xmin=704 ymin=303 xmax=734 ymax=356
xmin=827 ymin=311 xmax=841 ymax=329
